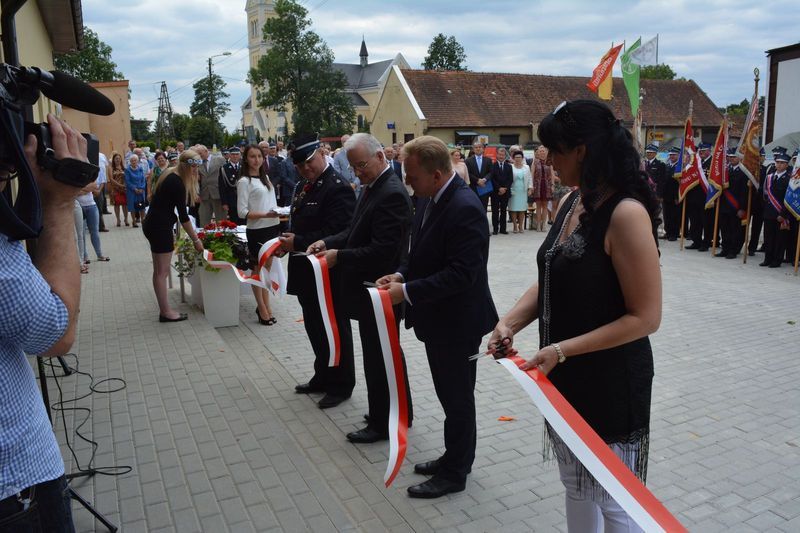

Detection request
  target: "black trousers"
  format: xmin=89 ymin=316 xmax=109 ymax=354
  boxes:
xmin=491 ymin=193 xmax=509 ymax=233
xmin=0 ymin=476 xmax=74 ymax=532
xmin=719 ymin=212 xmax=743 ymax=255
xmin=748 ymin=210 xmax=764 ymax=253
xmin=663 ymin=198 xmax=680 ymax=239
xmin=762 ymin=219 xmax=788 ymax=266
xmin=478 ymin=193 xmax=490 ymax=211
xmin=786 ymin=219 xmax=799 ymax=263
xmin=424 ymin=337 xmax=479 ymax=484
xmin=297 ymin=292 xmax=355 ymax=397
xmin=357 ymin=306 xmax=413 ymax=431
xmin=687 ymin=198 xmax=704 ymax=244
xmin=701 ymin=207 xmax=717 ymax=248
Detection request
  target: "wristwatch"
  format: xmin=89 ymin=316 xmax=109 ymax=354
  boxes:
xmin=551 ymin=343 xmax=566 ymax=364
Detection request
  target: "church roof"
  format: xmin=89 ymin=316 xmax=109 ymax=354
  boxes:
xmin=333 ymin=59 xmax=394 ymax=90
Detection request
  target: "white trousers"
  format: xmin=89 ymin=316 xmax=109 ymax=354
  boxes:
xmin=557 ymin=442 xmax=644 ymax=533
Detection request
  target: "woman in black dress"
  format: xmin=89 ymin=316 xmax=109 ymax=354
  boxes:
xmin=488 ymin=100 xmax=662 ymax=532
xmin=142 ymin=150 xmax=205 ymax=322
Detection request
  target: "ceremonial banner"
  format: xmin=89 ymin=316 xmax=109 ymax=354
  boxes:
xmin=587 ymin=44 xmax=623 ymax=94
xmin=705 ymin=119 xmax=727 ymax=208
xmin=202 ymin=237 xmax=284 ymax=295
xmin=366 ymin=287 xmax=409 ymax=487
xmin=678 ymin=118 xmax=701 ymax=201
xmin=785 ymin=167 xmax=800 ymax=221
xmin=736 ymin=86 xmax=762 ymax=188
xmin=497 ymin=356 xmax=687 ymax=533
xmin=621 ymin=38 xmax=641 ymax=117
xmin=629 ymin=35 xmax=659 ymax=66
xmin=308 ymin=254 xmax=341 ymax=367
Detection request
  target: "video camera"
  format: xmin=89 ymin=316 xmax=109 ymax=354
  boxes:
xmin=0 ymin=63 xmax=114 ymax=240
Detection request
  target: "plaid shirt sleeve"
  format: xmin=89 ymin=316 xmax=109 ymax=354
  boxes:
xmin=0 ymin=235 xmax=68 ymax=355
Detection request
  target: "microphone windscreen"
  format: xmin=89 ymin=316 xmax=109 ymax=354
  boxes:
xmin=40 ymin=71 xmax=115 ymax=116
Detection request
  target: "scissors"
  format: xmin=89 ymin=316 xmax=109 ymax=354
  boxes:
xmin=468 ymin=337 xmax=515 ymax=361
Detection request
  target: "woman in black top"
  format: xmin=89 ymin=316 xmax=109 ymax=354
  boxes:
xmin=142 ymin=150 xmax=205 ymax=322
xmin=488 ymin=100 xmax=662 ymax=531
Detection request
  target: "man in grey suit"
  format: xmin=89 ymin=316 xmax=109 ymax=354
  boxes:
xmin=333 ymin=134 xmax=360 ymax=193
xmin=196 ymin=144 xmax=225 ymax=226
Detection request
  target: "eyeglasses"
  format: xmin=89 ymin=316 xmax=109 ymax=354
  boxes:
xmin=553 ymin=101 xmax=578 ymax=129
xmin=352 ymin=159 xmax=371 ymax=170
xmin=184 ymin=159 xmax=203 ymax=166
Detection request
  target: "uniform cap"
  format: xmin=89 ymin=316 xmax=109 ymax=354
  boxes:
xmin=645 ymin=143 xmax=658 ymax=152
xmin=668 ymin=146 xmax=681 ymax=154
xmin=774 ymin=152 xmax=791 ymax=163
xmin=289 ymin=133 xmax=320 ymax=164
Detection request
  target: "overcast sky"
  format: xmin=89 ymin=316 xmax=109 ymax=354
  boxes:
xmin=80 ymin=0 xmax=799 ymax=135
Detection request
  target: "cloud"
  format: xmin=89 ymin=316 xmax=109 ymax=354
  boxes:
xmin=77 ymin=0 xmax=800 ymax=136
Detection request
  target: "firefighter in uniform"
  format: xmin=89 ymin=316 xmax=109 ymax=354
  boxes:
xmin=644 ymin=143 xmax=668 ymax=237
xmin=759 ymin=151 xmax=791 ymax=268
xmin=718 ymin=148 xmax=748 ymax=258
xmin=279 ymin=134 xmax=357 ymax=408
xmin=219 ymin=147 xmax=242 ymax=225
xmin=663 ymin=146 xmax=681 ymax=241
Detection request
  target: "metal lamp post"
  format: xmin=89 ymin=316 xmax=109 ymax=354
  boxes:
xmin=207 ymin=51 xmax=231 ymax=149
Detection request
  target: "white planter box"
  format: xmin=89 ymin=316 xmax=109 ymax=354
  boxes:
xmin=200 ymin=267 xmax=241 ymax=327
xmin=187 ymin=273 xmax=204 ymax=310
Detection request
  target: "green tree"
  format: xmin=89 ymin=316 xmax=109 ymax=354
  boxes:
xmin=186 ymin=116 xmax=227 ymax=147
xmin=172 ymin=113 xmax=191 ymax=143
xmin=640 ymin=64 xmax=677 ymax=80
xmin=54 ymin=27 xmax=124 ymax=82
xmin=248 ymin=0 xmax=355 ymax=136
xmin=189 ymin=73 xmax=230 ymax=120
xmin=422 ymin=34 xmax=467 ymax=71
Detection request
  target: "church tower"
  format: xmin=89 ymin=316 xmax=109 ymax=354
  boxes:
xmin=244 ymin=0 xmax=285 ymax=140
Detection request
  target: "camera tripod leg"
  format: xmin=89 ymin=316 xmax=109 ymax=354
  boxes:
xmin=68 ymin=487 xmax=118 ymax=532
xmin=57 ymin=355 xmax=72 ymax=375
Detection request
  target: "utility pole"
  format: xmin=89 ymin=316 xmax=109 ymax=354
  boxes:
xmin=207 ymin=51 xmax=231 ymax=149
xmin=154 ymin=81 xmax=174 ymax=149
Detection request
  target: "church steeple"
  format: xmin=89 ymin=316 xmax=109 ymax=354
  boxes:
xmin=359 ymin=36 xmax=368 ymax=67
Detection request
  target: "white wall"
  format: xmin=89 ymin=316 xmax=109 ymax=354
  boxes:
xmin=773 ymin=57 xmax=800 ymax=140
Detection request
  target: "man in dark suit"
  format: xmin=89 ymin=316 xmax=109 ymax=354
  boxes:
xmin=719 ymin=148 xmax=748 ymax=259
xmin=465 ymin=141 xmax=493 ymax=212
xmin=384 ymin=146 xmax=403 ymax=177
xmin=663 ymin=147 xmax=681 ymax=241
xmin=644 ymin=144 xmax=667 ymax=235
xmin=218 ymin=147 xmax=242 ymax=225
xmin=278 ymin=134 xmax=356 ymax=409
xmin=378 ymin=136 xmax=498 ymax=499
xmin=759 ymin=151 xmax=791 ymax=268
xmin=308 ymin=133 xmax=414 ymax=444
xmin=490 ymin=146 xmax=512 ymax=234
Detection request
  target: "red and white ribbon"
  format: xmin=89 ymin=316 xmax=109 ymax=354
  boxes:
xmin=497 ymin=356 xmax=686 ymax=533
xmin=202 ymin=237 xmax=285 ymax=296
xmin=366 ymin=287 xmax=408 ymax=487
xmin=307 ymin=254 xmax=341 ymax=367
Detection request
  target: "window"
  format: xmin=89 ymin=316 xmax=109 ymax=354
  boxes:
xmin=357 ymin=114 xmax=364 ymax=129
xmin=499 ymin=134 xmax=520 ymax=146
xmin=404 ymin=133 xmax=414 ymax=142
xmin=250 ymin=20 xmax=258 ymax=38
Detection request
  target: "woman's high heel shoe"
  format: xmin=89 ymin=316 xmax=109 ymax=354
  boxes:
xmin=256 ymin=309 xmax=271 ymax=326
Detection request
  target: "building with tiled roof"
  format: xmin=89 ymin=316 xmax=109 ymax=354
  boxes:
xmin=372 ymin=67 xmax=724 ymax=150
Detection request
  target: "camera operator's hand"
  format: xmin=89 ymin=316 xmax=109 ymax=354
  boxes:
xmin=23 ymin=114 xmax=88 ymax=205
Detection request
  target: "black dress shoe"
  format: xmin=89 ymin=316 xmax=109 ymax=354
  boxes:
xmin=759 ymin=261 xmax=770 ymax=267
xmin=725 ymin=253 xmax=737 ymax=259
xmin=318 ymin=394 xmax=348 ymax=409
xmin=295 ymin=382 xmax=325 ymax=394
xmin=346 ymin=426 xmax=388 ymax=443
xmin=414 ymin=459 xmax=441 ymax=476
xmin=159 ymin=313 xmax=188 ymax=322
xmin=686 ymin=243 xmax=700 ymax=249
xmin=748 ymin=251 xmax=755 ymax=256
xmin=492 ymin=230 xmax=498 ymax=235
xmin=715 ymin=251 xmax=726 ymax=257
xmin=667 ymin=237 xmax=677 ymax=242
xmin=407 ymin=476 xmax=465 ymax=499
xmin=769 ymin=263 xmax=782 ymax=268
xmin=697 ymin=246 xmax=709 ymax=252
xmin=499 ymin=230 xmax=508 ymax=234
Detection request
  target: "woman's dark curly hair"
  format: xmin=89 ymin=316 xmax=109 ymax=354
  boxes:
xmin=537 ymin=100 xmax=661 ymax=239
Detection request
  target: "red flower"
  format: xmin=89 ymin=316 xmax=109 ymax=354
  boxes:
xmin=221 ymin=220 xmax=237 ymax=229
xmin=214 ymin=232 xmax=223 ymax=238
xmin=197 ymin=232 xmax=206 ymax=240
xmin=203 ymin=223 xmax=216 ymax=231
xmin=303 ymin=183 xmax=312 ymax=193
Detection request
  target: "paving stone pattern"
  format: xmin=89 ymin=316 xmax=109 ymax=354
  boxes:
xmin=49 ymin=217 xmax=800 ymax=532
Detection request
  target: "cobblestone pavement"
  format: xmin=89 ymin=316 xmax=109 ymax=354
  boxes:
xmin=51 ymin=215 xmax=800 ymax=532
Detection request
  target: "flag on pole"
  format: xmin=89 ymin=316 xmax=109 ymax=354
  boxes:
xmin=785 ymin=165 xmax=800 ymax=221
xmin=704 ymin=119 xmax=727 ymax=208
xmin=621 ymin=38 xmax=641 ymax=117
xmin=629 ymin=35 xmax=659 ymax=66
xmin=736 ymin=86 xmax=762 ymax=188
xmin=598 ymin=72 xmax=613 ymax=100
xmin=678 ymin=117 xmax=700 ymax=202
xmin=587 ymin=44 xmax=624 ymax=95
